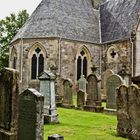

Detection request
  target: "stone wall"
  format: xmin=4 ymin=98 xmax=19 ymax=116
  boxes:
xmin=9 ymin=38 xmax=100 ymax=93
xmin=102 ymin=40 xmax=132 ymax=76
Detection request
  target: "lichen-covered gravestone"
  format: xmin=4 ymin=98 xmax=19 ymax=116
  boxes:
xmin=106 ymin=74 xmax=123 ymax=109
xmin=39 ymin=71 xmax=59 ymax=124
xmin=116 ymin=85 xmax=131 ymax=137
xmin=78 ymin=75 xmax=87 ymax=93
xmin=102 ymin=69 xmax=114 ymax=100
xmin=62 ymin=79 xmax=74 ymax=108
xmin=84 ymin=74 xmax=103 ymax=112
xmin=0 ymin=68 xmax=19 ymax=140
xmin=18 ymin=88 xmax=44 ymax=140
xmin=128 ymin=85 xmax=140 ymax=140
xmin=77 ymin=90 xmax=85 ymax=109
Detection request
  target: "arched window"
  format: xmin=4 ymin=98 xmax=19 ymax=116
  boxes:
xmin=31 ymin=47 xmax=44 ymax=80
xmin=77 ymin=50 xmax=88 ymax=80
xmin=11 ymin=47 xmax=17 ymax=69
xmin=77 ymin=56 xmax=82 ymax=80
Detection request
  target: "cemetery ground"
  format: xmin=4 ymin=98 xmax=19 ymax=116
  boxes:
xmin=44 ymin=107 xmax=127 ymax=140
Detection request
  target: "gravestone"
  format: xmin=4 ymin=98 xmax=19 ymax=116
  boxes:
xmin=0 ymin=68 xmax=19 ymax=140
xmin=116 ymin=85 xmax=131 ymax=137
xmin=102 ymin=69 xmax=114 ymax=101
xmin=62 ymin=79 xmax=74 ymax=108
xmin=77 ymin=90 xmax=85 ymax=110
xmin=39 ymin=71 xmax=59 ymax=124
xmin=78 ymin=75 xmax=87 ymax=93
xmin=128 ymin=85 xmax=140 ymax=140
xmin=18 ymin=88 xmax=44 ymax=140
xmin=116 ymin=84 xmax=140 ymax=140
xmin=106 ymin=74 xmax=123 ymax=109
xmin=84 ymin=74 xmax=103 ymax=112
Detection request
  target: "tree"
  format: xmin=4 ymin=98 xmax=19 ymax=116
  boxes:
xmin=0 ymin=10 xmax=29 ymax=69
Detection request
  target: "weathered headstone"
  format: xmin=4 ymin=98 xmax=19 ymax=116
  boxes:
xmin=128 ymin=85 xmax=140 ymax=140
xmin=78 ymin=75 xmax=87 ymax=93
xmin=116 ymin=84 xmax=140 ymax=140
xmin=106 ymin=74 xmax=123 ymax=109
xmin=18 ymin=88 xmax=44 ymax=140
xmin=0 ymin=68 xmax=19 ymax=140
xmin=84 ymin=74 xmax=103 ymax=112
xmin=102 ymin=69 xmax=114 ymax=101
xmin=39 ymin=71 xmax=59 ymax=124
xmin=116 ymin=85 xmax=131 ymax=137
xmin=62 ymin=79 xmax=74 ymax=108
xmin=77 ymin=90 xmax=85 ymax=110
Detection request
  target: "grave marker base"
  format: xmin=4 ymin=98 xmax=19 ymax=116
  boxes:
xmin=84 ymin=105 xmax=104 ymax=112
xmin=0 ymin=129 xmax=17 ymax=140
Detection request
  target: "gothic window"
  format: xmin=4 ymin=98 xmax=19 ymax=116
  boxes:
xmin=83 ymin=57 xmax=87 ymax=78
xmin=31 ymin=54 xmax=37 ymax=79
xmin=11 ymin=47 xmax=17 ymax=69
xmin=77 ymin=50 xmax=88 ymax=80
xmin=31 ymin=47 xmax=44 ymax=80
xmin=13 ymin=57 xmax=16 ymax=69
xmin=77 ymin=56 xmax=82 ymax=80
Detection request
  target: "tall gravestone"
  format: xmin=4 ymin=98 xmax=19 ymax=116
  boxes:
xmin=18 ymin=88 xmax=44 ymax=140
xmin=39 ymin=71 xmax=59 ymax=124
xmin=106 ymin=74 xmax=123 ymax=109
xmin=77 ymin=90 xmax=85 ymax=110
xmin=0 ymin=68 xmax=19 ymax=140
xmin=128 ymin=85 xmax=140 ymax=140
xmin=84 ymin=74 xmax=103 ymax=112
xmin=116 ymin=85 xmax=131 ymax=137
xmin=116 ymin=84 xmax=140 ymax=140
xmin=102 ymin=69 xmax=114 ymax=101
xmin=62 ymin=79 xmax=73 ymax=108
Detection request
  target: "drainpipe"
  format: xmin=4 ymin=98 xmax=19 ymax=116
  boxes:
xmin=58 ymin=37 xmax=61 ymax=76
xmin=99 ymin=6 xmax=102 ymax=75
xmin=130 ymin=31 xmax=136 ymax=77
xmin=20 ymin=38 xmax=23 ymax=82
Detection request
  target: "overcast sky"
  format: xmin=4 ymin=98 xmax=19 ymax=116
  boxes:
xmin=0 ymin=0 xmax=42 ymax=20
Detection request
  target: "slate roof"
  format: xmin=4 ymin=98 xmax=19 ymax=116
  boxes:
xmin=12 ymin=0 xmax=140 ymax=44
xmin=12 ymin=0 xmax=100 ymax=43
xmin=100 ymin=0 xmax=140 ymax=43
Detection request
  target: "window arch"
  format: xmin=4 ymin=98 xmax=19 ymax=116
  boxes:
xmin=76 ymin=47 xmax=91 ymax=80
xmin=28 ymin=43 xmax=46 ymax=80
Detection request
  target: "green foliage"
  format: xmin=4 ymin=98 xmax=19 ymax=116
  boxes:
xmin=0 ymin=10 xmax=29 ymax=69
xmin=44 ymin=108 xmax=127 ymax=140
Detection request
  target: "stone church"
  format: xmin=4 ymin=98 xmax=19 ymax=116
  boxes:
xmin=9 ymin=0 xmax=140 ymax=94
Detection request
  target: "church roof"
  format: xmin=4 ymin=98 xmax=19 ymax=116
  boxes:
xmin=12 ymin=0 xmax=100 ymax=43
xmin=12 ymin=0 xmax=140 ymax=44
xmin=100 ymin=0 xmax=140 ymax=43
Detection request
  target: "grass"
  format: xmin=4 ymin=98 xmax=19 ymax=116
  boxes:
xmin=44 ymin=108 xmax=127 ymax=140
